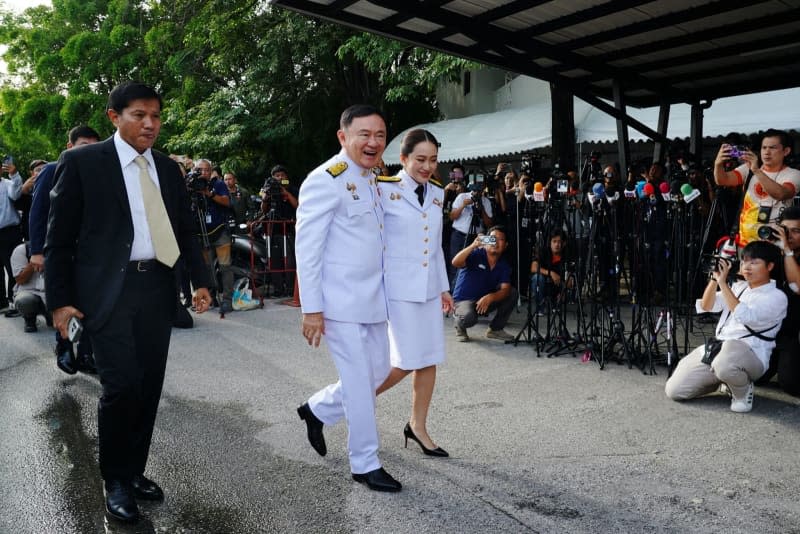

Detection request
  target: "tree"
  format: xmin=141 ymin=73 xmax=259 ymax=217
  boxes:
xmin=0 ymin=0 xmax=478 ymax=184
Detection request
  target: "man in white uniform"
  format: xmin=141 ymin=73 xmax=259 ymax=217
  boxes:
xmin=295 ymin=104 xmax=401 ymax=492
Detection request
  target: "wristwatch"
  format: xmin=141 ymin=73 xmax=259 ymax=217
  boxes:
xmin=786 ymin=250 xmax=795 ymax=257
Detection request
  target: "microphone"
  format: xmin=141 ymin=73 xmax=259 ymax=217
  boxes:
xmin=635 ymin=180 xmax=646 ymax=198
xmin=605 ymin=184 xmax=619 ymax=205
xmin=669 ymin=180 xmax=681 ymax=196
xmin=624 ymin=181 xmax=636 ymax=198
xmin=642 ymin=182 xmax=656 ymax=205
xmin=588 ymin=182 xmax=605 ymax=205
xmin=533 ymin=181 xmax=545 ymax=202
xmin=681 ymin=183 xmax=701 ymax=204
xmin=659 ymin=181 xmax=671 ymax=202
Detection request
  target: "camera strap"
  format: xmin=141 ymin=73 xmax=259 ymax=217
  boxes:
xmin=716 ymin=286 xmax=778 ymax=341
xmin=729 ymin=169 xmax=754 ymax=239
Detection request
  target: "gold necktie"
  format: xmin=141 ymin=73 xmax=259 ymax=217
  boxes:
xmin=134 ymin=155 xmax=180 ymax=267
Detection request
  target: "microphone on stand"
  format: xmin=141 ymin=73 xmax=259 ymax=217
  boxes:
xmin=588 ymin=182 xmax=605 ymax=205
xmin=624 ymin=181 xmax=637 ymax=198
xmin=680 ymin=183 xmax=701 ymax=204
xmin=642 ymin=182 xmax=656 ymax=204
xmin=659 ymin=181 xmax=671 ymax=202
xmin=605 ymin=184 xmax=619 ymax=205
xmin=533 ymin=181 xmax=546 ymax=202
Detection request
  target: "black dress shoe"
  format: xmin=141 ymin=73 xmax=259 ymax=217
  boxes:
xmin=104 ymin=479 xmax=139 ymax=522
xmin=131 ymin=474 xmax=164 ymax=501
xmin=352 ymin=468 xmax=402 ymax=492
xmin=76 ymin=352 xmax=97 ymax=374
xmin=297 ymin=402 xmax=326 ymax=456
xmin=55 ymin=343 xmax=78 ymax=375
xmin=403 ymin=422 xmax=449 ymax=457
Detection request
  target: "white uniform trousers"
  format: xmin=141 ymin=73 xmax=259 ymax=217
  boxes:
xmin=308 ymin=320 xmax=390 ymax=474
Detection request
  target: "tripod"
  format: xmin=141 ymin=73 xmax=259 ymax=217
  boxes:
xmin=190 ymin=192 xmax=224 ymax=317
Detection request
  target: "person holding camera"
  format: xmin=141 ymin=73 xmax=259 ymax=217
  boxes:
xmin=449 ymin=177 xmax=493 ymax=289
xmin=714 ymin=129 xmax=800 ymax=246
xmin=0 ymin=155 xmax=23 ymax=312
xmin=259 ymin=164 xmax=299 ymax=297
xmin=755 ymin=207 xmax=800 ymax=396
xmin=259 ymin=164 xmax=298 ymax=219
xmin=451 ymin=226 xmax=517 ymax=342
xmin=665 ymin=241 xmax=787 ymax=412
xmin=442 ymin=164 xmax=466 ymax=284
xmin=194 ymin=158 xmax=234 ymax=312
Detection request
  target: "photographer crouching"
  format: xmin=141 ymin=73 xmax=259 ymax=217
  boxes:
xmin=665 ymin=241 xmax=787 ymax=412
xmin=189 ymin=159 xmax=234 ymax=312
xmin=258 ymin=164 xmax=298 ymax=297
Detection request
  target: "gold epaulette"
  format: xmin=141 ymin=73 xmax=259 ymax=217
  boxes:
xmin=429 ymin=178 xmax=443 ymax=188
xmin=326 ymin=161 xmax=348 ymax=178
xmin=377 ymin=175 xmax=401 ymax=183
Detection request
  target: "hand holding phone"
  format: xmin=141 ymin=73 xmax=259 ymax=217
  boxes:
xmin=67 ymin=316 xmax=84 ymax=343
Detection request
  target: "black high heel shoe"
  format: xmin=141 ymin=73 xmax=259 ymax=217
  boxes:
xmin=403 ymin=423 xmax=449 ymax=457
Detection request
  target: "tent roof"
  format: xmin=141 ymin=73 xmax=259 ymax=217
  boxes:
xmin=271 ymin=0 xmax=800 ymax=109
xmin=383 ymin=87 xmax=800 ymax=164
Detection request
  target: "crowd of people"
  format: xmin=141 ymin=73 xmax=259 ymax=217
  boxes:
xmin=1 ymin=81 xmax=798 ymax=520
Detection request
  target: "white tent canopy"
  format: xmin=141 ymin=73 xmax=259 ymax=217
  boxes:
xmin=383 ymin=88 xmax=800 ymax=165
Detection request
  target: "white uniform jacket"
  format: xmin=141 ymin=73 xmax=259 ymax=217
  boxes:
xmin=379 ymin=170 xmax=449 ymax=303
xmin=295 ymin=149 xmax=387 ymax=324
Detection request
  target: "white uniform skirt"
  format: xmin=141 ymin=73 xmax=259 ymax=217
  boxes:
xmin=388 ymin=296 xmax=445 ymax=370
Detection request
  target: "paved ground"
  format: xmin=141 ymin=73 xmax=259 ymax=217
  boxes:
xmin=1 ymin=299 xmax=799 ymax=534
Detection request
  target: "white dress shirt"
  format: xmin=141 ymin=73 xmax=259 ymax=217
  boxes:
xmin=113 ymin=131 xmax=160 ymax=261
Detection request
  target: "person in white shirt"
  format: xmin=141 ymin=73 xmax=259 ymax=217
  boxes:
xmin=665 ymin=240 xmax=787 ymax=412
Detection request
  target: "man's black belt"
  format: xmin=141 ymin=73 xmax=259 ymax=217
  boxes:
xmin=128 ymin=260 xmax=168 ymax=272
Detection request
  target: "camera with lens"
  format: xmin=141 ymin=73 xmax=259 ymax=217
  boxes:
xmin=262 ymin=176 xmax=283 ymax=198
xmin=480 ymin=235 xmax=496 ymax=245
xmin=757 ymin=224 xmax=782 ymax=242
xmin=186 ymin=170 xmax=210 ymax=192
xmin=728 ymin=145 xmax=746 ymax=159
xmin=520 ymin=153 xmax=541 ymax=175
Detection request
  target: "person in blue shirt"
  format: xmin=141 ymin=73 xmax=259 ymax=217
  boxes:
xmin=0 ymin=156 xmax=23 ymax=311
xmin=451 ymin=225 xmax=517 ymax=342
xmin=193 ymin=159 xmax=233 ymax=312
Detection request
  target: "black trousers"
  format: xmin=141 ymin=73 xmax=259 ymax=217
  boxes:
xmin=90 ymin=264 xmax=175 ymax=481
xmin=0 ymin=225 xmax=21 ymax=304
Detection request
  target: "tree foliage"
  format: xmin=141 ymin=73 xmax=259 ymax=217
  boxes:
xmin=0 ymin=0 xmax=473 ymax=185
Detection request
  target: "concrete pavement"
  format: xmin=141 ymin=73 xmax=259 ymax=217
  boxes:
xmin=1 ymin=300 xmax=799 ymax=533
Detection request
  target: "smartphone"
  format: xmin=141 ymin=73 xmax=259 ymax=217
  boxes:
xmin=67 ymin=316 xmax=83 ymax=343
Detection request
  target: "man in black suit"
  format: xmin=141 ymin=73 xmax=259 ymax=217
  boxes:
xmin=45 ymin=82 xmax=212 ymax=523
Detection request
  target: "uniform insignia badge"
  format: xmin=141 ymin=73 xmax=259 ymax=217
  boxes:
xmin=377 ymin=176 xmax=401 ymax=183
xmin=346 ymin=182 xmax=359 ymax=200
xmin=326 ymin=161 xmax=348 ymax=178
xmin=433 ymin=198 xmax=442 ymax=207
xmin=429 ymin=178 xmax=443 ymax=188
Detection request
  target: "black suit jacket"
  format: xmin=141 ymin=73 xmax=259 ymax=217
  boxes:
xmin=44 ymin=136 xmax=210 ymax=331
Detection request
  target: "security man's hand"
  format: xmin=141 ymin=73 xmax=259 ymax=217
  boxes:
xmin=53 ymin=306 xmax=84 ymax=340
xmin=193 ymin=288 xmax=211 ymax=313
xmin=302 ymin=312 xmax=325 ymax=347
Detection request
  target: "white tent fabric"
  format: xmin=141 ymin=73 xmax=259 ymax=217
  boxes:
xmin=383 ymin=88 xmax=800 ymax=164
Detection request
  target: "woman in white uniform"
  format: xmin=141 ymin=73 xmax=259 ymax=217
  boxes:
xmin=376 ymin=129 xmax=453 ymax=457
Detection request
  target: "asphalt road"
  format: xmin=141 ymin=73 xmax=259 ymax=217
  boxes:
xmin=1 ymin=300 xmax=799 ymax=534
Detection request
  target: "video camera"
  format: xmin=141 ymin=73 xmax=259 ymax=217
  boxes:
xmin=186 ymin=170 xmax=211 ymax=192
xmin=520 ymin=153 xmax=541 ymax=175
xmin=262 ymin=175 xmax=284 ymax=198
